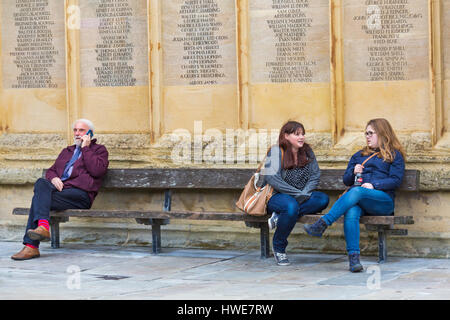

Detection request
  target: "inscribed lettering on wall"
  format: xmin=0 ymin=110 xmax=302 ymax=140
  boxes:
xmin=249 ymin=0 xmax=330 ymax=84
xmin=344 ymin=0 xmax=428 ymax=82
xmin=79 ymin=0 xmax=149 ymax=87
xmin=1 ymin=0 xmax=66 ymax=89
xmin=162 ymin=0 xmax=237 ymax=86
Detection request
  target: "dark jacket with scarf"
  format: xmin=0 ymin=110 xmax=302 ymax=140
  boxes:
xmin=45 ymin=139 xmax=109 ymax=206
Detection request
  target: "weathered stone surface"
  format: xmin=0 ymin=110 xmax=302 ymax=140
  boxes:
xmin=0 ymin=134 xmax=66 ymax=150
xmin=418 ymin=169 xmax=450 ymax=191
xmin=0 ymin=168 xmax=42 ymax=184
xmin=93 ymin=134 xmax=152 ymax=149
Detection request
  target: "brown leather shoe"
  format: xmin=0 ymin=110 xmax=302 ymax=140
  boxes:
xmin=26 ymin=226 xmax=51 ymax=241
xmin=11 ymin=246 xmax=40 ymax=260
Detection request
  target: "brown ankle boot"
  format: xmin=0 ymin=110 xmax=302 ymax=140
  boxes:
xmin=27 ymin=226 xmax=51 ymax=241
xmin=11 ymin=246 xmax=40 ymax=260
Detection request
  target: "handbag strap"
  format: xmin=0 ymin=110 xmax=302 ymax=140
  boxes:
xmin=256 ymin=146 xmax=284 ymax=173
xmin=361 ymin=151 xmax=379 ymax=166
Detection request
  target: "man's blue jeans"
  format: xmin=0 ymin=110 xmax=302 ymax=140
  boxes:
xmin=321 ymin=187 xmax=394 ymax=254
xmin=267 ymin=191 xmax=329 ymax=253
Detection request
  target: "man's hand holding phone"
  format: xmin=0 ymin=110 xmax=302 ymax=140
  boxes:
xmin=51 ymin=177 xmax=64 ymax=192
xmin=81 ymin=129 xmax=93 ymax=148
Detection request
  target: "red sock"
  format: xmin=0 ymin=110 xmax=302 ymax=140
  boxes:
xmin=26 ymin=243 xmax=38 ymax=249
xmin=38 ymin=219 xmax=50 ymax=231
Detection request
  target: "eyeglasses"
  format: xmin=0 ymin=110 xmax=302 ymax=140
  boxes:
xmin=365 ymin=131 xmax=376 ymax=137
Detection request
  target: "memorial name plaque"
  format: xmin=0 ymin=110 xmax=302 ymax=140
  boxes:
xmin=80 ymin=0 xmax=148 ymax=87
xmin=162 ymin=0 xmax=237 ymax=86
xmin=250 ymin=0 xmax=330 ymax=84
xmin=344 ymin=0 xmax=428 ymax=82
xmin=2 ymin=0 xmax=66 ymax=89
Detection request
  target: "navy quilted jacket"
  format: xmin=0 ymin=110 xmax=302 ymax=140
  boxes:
xmin=343 ymin=149 xmax=405 ymax=202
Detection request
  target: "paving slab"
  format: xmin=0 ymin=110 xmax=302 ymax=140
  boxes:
xmin=1 ymin=241 xmax=449 ymax=300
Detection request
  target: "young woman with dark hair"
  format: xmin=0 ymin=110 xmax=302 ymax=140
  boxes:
xmin=260 ymin=121 xmax=329 ymax=266
xmin=303 ymin=118 xmax=406 ymax=272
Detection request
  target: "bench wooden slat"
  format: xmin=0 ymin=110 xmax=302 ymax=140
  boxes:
xmin=12 ymin=207 xmax=414 ymax=225
xmin=43 ymin=168 xmax=419 ymax=191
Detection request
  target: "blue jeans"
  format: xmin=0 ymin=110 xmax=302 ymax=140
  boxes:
xmin=321 ymin=187 xmax=394 ymax=254
xmin=267 ymin=191 xmax=329 ymax=253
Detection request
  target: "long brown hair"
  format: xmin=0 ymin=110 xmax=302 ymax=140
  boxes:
xmin=361 ymin=118 xmax=406 ymax=162
xmin=278 ymin=121 xmax=312 ymax=169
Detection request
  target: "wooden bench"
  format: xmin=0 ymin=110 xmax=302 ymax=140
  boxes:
xmin=13 ymin=168 xmax=419 ymax=263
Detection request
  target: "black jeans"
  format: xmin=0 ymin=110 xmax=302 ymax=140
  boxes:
xmin=23 ymin=178 xmax=91 ymax=248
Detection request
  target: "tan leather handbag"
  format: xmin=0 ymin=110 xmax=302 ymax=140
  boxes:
xmin=236 ymin=148 xmax=284 ymax=216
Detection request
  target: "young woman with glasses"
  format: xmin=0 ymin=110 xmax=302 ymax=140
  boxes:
xmin=303 ymin=118 xmax=406 ymax=272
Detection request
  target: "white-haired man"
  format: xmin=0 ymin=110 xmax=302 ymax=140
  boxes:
xmin=12 ymin=119 xmax=109 ymax=260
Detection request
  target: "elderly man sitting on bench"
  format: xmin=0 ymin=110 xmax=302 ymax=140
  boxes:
xmin=11 ymin=119 xmax=109 ymax=260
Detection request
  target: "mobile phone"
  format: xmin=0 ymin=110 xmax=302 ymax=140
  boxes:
xmin=86 ymin=129 xmax=93 ymax=138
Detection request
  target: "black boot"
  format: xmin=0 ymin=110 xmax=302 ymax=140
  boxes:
xmin=303 ymin=218 xmax=328 ymax=237
xmin=348 ymin=253 xmax=363 ymax=272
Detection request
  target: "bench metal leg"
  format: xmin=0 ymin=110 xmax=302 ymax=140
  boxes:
xmin=49 ymin=216 xmax=68 ymax=249
xmin=150 ymin=189 xmax=173 ymax=254
xmin=152 ymin=222 xmax=162 ymax=254
xmin=260 ymin=223 xmax=270 ymax=259
xmin=378 ymin=230 xmax=387 ymax=263
xmin=135 ymin=218 xmax=167 ymax=254
xmin=164 ymin=189 xmax=172 ymax=211
xmin=244 ymin=221 xmax=271 ymax=258
xmin=50 ymin=220 xmax=60 ymax=249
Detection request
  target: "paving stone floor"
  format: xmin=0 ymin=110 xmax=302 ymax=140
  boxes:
xmin=1 ymin=241 xmax=449 ymax=300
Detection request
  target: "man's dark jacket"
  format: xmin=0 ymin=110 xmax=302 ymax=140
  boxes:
xmin=45 ymin=139 xmax=109 ymax=206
